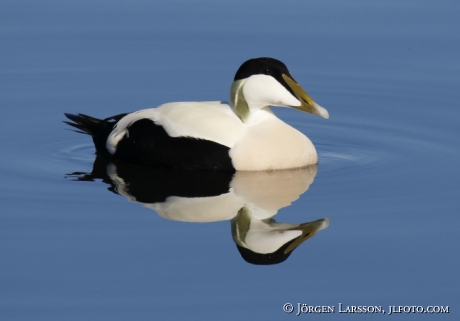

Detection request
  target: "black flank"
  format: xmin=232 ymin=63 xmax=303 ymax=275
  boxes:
xmin=114 ymin=118 xmax=235 ymax=171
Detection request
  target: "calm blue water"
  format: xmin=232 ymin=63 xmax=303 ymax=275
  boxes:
xmin=1 ymin=0 xmax=459 ymax=320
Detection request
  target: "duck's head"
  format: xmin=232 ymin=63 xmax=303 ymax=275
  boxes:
xmin=230 ymin=57 xmax=329 ymax=122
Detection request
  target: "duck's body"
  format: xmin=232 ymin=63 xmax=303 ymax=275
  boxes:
xmin=65 ymin=58 xmax=328 ymax=171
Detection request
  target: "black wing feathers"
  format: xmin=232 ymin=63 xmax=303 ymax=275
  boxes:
xmin=64 ymin=114 xmax=234 ymax=171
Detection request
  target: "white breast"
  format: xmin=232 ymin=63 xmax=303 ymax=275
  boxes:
xmin=230 ymin=107 xmax=317 ymax=171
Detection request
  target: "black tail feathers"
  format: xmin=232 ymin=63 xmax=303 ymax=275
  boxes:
xmin=64 ymin=113 xmax=104 ymax=135
xmin=64 ymin=113 xmax=128 ymax=156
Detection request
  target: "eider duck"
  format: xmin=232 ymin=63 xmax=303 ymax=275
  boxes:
xmin=64 ymin=57 xmax=329 ymax=171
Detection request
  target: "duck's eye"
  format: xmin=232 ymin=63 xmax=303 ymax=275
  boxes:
xmin=263 ymin=69 xmax=272 ymax=75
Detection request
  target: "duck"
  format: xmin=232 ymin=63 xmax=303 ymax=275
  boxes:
xmin=64 ymin=57 xmax=329 ymax=171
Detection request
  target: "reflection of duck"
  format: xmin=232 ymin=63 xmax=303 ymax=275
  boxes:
xmin=65 ymin=57 xmax=328 ymax=171
xmin=67 ymin=156 xmax=329 ymax=265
